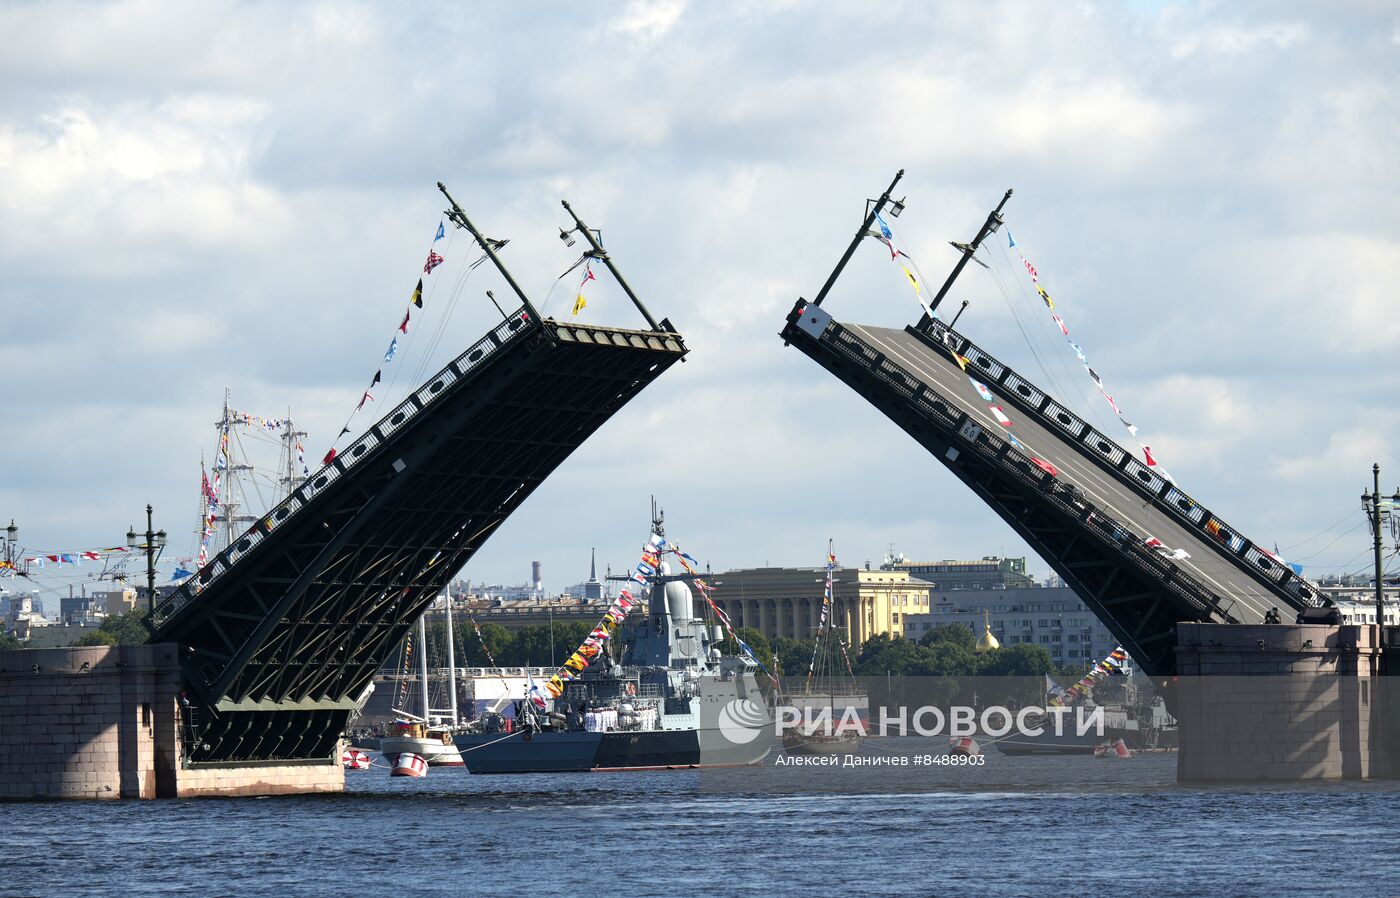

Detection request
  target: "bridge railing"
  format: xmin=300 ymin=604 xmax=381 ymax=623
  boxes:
xmin=922 ymin=318 xmax=1318 ymax=608
xmin=818 ymin=319 xmax=1241 ymax=625
xmin=150 ymin=307 xmax=538 ymax=630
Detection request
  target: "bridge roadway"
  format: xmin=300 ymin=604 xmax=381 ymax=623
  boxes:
xmin=844 ymin=322 xmax=1280 ymax=625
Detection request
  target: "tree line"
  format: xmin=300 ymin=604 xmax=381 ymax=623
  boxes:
xmin=46 ymin=611 xmax=1097 ymax=683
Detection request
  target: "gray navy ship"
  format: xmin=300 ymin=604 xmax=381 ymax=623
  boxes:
xmin=454 ymin=517 xmax=774 ymax=773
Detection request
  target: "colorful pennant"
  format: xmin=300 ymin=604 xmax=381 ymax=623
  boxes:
xmin=1046 ymin=646 xmax=1128 ymax=707
xmin=805 ymin=545 xmax=837 ymax=685
xmin=872 ymin=212 xmax=933 ymax=318
xmin=321 ymin=219 xmax=446 ymax=465
xmin=1007 ymin=229 xmax=1172 ymax=483
xmin=544 ymin=532 xmax=668 ymax=698
xmin=572 ymin=262 xmax=595 ymax=319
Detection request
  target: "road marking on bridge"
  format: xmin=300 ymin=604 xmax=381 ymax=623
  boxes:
xmin=848 ymin=324 xmax=1276 ymax=622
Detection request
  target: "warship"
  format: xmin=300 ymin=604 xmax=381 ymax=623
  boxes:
xmin=454 ymin=512 xmax=774 ymax=773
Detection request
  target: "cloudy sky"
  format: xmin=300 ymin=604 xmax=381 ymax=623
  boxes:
xmin=2 ymin=0 xmax=1398 ymax=598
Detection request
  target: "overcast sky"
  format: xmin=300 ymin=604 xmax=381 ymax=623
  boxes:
xmin=2 ymin=0 xmax=1398 ymax=598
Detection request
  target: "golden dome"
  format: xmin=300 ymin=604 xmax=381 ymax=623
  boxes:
xmin=975 ymin=610 xmax=1000 ymax=654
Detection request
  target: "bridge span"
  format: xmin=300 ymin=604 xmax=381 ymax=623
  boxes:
xmin=147 ymin=191 xmax=687 ymax=766
xmin=782 ymin=298 xmax=1316 ymax=676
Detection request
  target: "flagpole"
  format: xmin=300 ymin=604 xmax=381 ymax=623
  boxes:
xmin=560 ymin=200 xmax=664 ymax=332
xmin=811 ymin=169 xmax=904 ymax=308
xmin=921 ymin=188 xmax=1013 ymax=324
xmin=437 ymin=182 xmax=544 ymax=325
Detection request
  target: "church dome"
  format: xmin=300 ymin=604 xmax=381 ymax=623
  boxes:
xmin=975 ymin=611 xmax=1000 ymax=654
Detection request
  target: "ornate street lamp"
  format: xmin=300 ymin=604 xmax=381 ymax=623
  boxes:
xmin=128 ymin=505 xmax=167 ymax=614
xmin=1360 ymin=463 xmax=1400 ymax=648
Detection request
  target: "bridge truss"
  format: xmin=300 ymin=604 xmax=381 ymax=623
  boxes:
xmin=781 ymin=182 xmax=1314 ymax=676
xmin=149 ymin=192 xmax=687 ymax=764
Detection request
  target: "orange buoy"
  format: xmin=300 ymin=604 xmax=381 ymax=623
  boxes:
xmin=391 ymin=751 xmax=428 ymax=777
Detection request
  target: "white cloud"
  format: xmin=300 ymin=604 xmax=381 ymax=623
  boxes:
xmin=612 ymin=0 xmax=687 ymax=41
xmin=1274 ymin=427 xmax=1392 ymax=482
xmin=1168 ymin=21 xmax=1309 ymax=59
xmin=2 ymin=0 xmax=1397 ymax=587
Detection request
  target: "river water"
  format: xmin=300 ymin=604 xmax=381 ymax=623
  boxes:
xmin=3 ymin=752 xmax=1397 ymax=897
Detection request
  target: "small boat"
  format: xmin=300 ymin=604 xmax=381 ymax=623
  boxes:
xmin=379 ymin=719 xmax=465 ymax=768
xmin=379 ymin=609 xmax=466 ymax=768
xmin=779 ymin=542 xmax=869 ymax=757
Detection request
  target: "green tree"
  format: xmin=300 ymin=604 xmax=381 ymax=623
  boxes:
xmin=456 ymin=620 xmax=511 ymax=667
xmin=977 ymin=643 xmax=1055 ymax=677
xmin=506 ymin=626 xmax=561 ymax=667
xmin=854 ymin=636 xmax=928 ymax=676
xmin=771 ymin=636 xmax=811 ymax=678
xmin=719 ymin=627 xmax=773 ymax=671
xmin=916 ymin=641 xmax=980 ymax=677
xmin=918 ymin=623 xmax=976 ymax=650
xmin=0 ymin=631 xmax=23 ymax=651
xmin=71 ymin=610 xmax=149 ymax=647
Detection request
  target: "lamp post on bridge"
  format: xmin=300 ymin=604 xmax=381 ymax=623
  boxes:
xmin=2 ymin=520 xmax=22 ymax=577
xmin=127 ymin=505 xmax=167 ymax=615
xmin=1361 ymin=464 xmax=1400 ymax=651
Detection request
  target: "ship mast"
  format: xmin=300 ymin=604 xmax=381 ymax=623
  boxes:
xmin=213 ymin=388 xmax=257 ymax=554
xmin=443 ymin=591 xmax=458 ymax=727
xmin=418 ymin=613 xmax=431 ymax=725
xmin=278 ymin=412 xmax=307 ymax=496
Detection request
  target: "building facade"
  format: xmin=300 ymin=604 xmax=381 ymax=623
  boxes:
xmin=709 ymin=565 xmax=933 ymax=647
xmin=1318 ymin=586 xmax=1399 ymax=627
xmin=880 ymin=555 xmax=1035 ymax=590
xmin=902 ymin=584 xmax=1120 ymax=669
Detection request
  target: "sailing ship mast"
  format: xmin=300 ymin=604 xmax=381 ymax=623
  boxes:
xmin=213 ymin=387 xmax=258 ymax=553
xmin=443 ymin=592 xmax=458 ymax=727
xmin=192 ymin=389 xmax=308 ymax=571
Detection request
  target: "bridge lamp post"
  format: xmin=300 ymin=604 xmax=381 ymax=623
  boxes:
xmin=2 ymin=520 xmax=19 ymax=571
xmin=1361 ymin=464 xmax=1400 ymax=650
xmin=127 ymin=505 xmax=167 ymax=615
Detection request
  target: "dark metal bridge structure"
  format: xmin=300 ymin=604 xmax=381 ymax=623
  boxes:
xmin=147 ymin=188 xmax=687 ymax=764
xmin=782 ymin=174 xmax=1317 ymax=677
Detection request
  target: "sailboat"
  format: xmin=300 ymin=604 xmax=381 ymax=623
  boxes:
xmin=380 ymin=594 xmax=466 ymax=770
xmin=186 ymin=389 xmax=309 ymax=575
xmin=780 ymin=542 xmax=869 ymax=756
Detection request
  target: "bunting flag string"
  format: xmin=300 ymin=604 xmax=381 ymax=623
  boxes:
xmin=1046 ymin=646 xmax=1129 ymax=708
xmin=321 ymin=218 xmax=447 ymax=466
xmin=460 ymin=609 xmax=521 ymax=698
xmin=1006 ymin=230 xmax=1173 ymax=483
xmin=544 ymin=532 xmax=668 ymax=698
xmin=836 ymin=635 xmax=857 ymax=680
xmin=197 ymin=458 xmax=218 ymax=568
xmin=225 ymin=409 xmax=292 ymax=432
xmin=5 ymin=544 xmax=136 ymax=575
xmin=873 ymin=212 xmax=934 ymax=319
xmin=944 ymin=336 xmax=1060 ymax=478
xmin=666 ymin=546 xmax=777 ymax=684
xmin=571 ymin=262 xmax=595 ymax=318
xmin=805 ymin=546 xmax=836 ymax=685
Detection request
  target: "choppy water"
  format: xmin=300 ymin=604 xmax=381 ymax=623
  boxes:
xmin=3 ymin=752 xmax=1397 ymax=897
